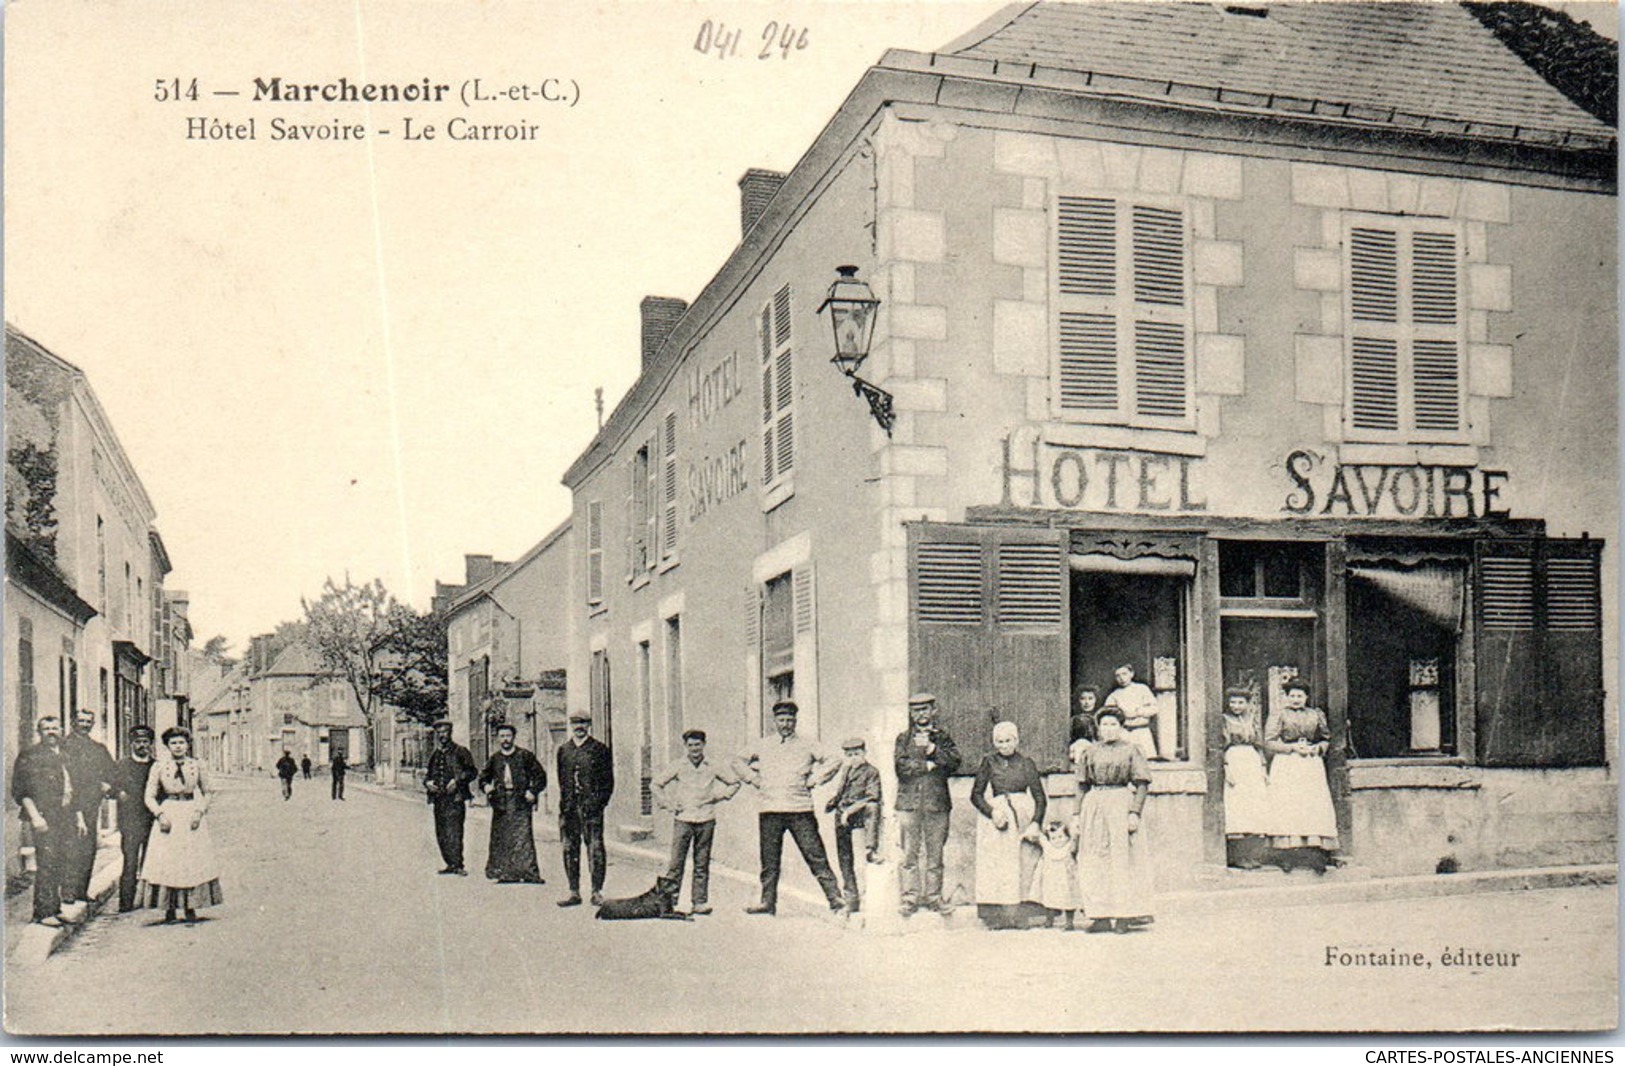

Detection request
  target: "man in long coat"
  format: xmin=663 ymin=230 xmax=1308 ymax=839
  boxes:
xmin=61 ymin=708 xmax=114 ymax=920
xmin=11 ymin=716 xmax=76 ymax=926
xmin=112 ymin=725 xmax=158 ymax=912
xmin=479 ymin=723 xmax=547 ymax=883
xmin=424 ymin=719 xmax=477 ymax=875
xmin=555 ymin=712 xmax=613 ymax=907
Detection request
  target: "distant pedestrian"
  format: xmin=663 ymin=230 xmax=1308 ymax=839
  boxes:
xmin=61 ymin=708 xmax=115 ymax=923
xmin=827 ymin=737 xmax=882 ymax=914
xmin=330 ymin=752 xmax=347 ymax=800
xmin=479 ymin=723 xmax=547 ymax=884
xmin=11 ymin=716 xmax=77 ymax=927
xmin=734 ymin=701 xmax=845 ymax=917
xmin=300 ymin=754 xmax=312 ymax=780
xmin=139 ymin=727 xmax=223 ymax=925
xmin=276 ymin=751 xmax=297 ymax=800
xmin=652 ymin=729 xmax=740 ymax=915
xmin=556 ymin=713 xmax=613 ymax=907
xmin=113 ymin=725 xmax=158 ymax=913
xmin=424 ymin=719 xmax=477 ymax=876
xmin=894 ymin=693 xmax=961 ymax=918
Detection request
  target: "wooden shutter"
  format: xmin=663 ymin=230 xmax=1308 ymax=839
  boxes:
xmin=661 ymin=412 xmax=678 ymax=560
xmin=792 ymin=563 xmax=819 ymax=737
xmin=1055 ymin=197 xmax=1190 ymax=425
xmin=910 ymin=522 xmax=1070 ymax=771
xmin=586 ymin=500 xmax=604 ymax=604
xmin=759 ymin=286 xmax=794 ymax=490
xmin=643 ymin=436 xmax=658 ymax=572
xmin=1474 ymin=538 xmax=1604 ymax=767
xmin=1347 ymin=221 xmax=1463 ymax=440
xmin=760 ymin=305 xmax=776 ymax=485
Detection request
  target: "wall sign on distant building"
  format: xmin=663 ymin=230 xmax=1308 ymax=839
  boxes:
xmin=1281 ymin=449 xmax=1510 ymax=518
xmin=687 ymin=438 xmax=750 ymax=522
xmin=686 ymin=351 xmax=743 ymax=429
xmin=1001 ymin=436 xmax=1207 ymax=512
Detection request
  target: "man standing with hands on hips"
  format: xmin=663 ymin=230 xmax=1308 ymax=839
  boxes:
xmin=894 ymin=693 xmax=961 ymax=918
xmin=556 ymin=712 xmax=613 ymax=907
xmin=424 ymin=718 xmax=477 ymax=876
xmin=735 ymin=701 xmax=846 ymax=916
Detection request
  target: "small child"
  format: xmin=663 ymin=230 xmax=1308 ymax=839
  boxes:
xmin=1026 ymin=819 xmax=1080 ymax=930
xmin=826 ymin=738 xmax=883 ymax=912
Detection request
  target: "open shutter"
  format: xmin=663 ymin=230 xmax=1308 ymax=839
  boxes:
xmin=661 ymin=412 xmax=679 ymax=560
xmin=1130 ymin=205 xmax=1189 ymax=423
xmin=742 ymin=582 xmax=761 ymax=733
xmin=760 ymin=305 xmax=776 ymax=485
xmin=910 ymin=522 xmax=1070 ymax=771
xmin=624 ymin=457 xmax=637 ymax=581
xmin=1475 ymin=538 xmax=1605 ymax=766
xmin=586 ymin=500 xmax=604 ymax=605
xmin=792 ymin=563 xmax=818 ymax=737
xmin=644 ymin=435 xmax=658 ymax=572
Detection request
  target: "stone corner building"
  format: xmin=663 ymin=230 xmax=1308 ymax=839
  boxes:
xmin=558 ymin=3 xmax=1617 ymax=892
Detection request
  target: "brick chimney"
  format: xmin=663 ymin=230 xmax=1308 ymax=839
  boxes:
xmin=464 ymin=554 xmax=495 ymax=585
xmin=641 ymin=296 xmax=688 ymax=369
xmin=738 ymin=168 xmax=787 ymax=237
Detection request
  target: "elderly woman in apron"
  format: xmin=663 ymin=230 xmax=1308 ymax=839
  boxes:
xmin=140 ymin=727 xmax=224 ymax=924
xmin=1076 ymin=707 xmax=1154 ymax=932
xmin=970 ymin=721 xmax=1047 ymax=930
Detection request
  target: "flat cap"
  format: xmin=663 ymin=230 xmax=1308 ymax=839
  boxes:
xmin=907 ymin=692 xmax=937 ymax=706
xmin=840 ymin=737 xmax=866 ymax=751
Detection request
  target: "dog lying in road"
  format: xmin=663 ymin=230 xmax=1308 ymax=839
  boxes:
xmin=594 ymin=875 xmax=692 ymax=921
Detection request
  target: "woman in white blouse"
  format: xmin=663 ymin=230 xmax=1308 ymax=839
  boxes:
xmin=140 ymin=727 xmax=224 ymax=924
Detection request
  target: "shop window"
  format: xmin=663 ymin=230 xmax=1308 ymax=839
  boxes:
xmin=1073 ymin=571 xmax=1190 ymax=762
xmin=1343 ymin=216 xmax=1466 ymax=444
xmin=760 ymin=284 xmax=794 ymax=501
xmin=1346 ymin=553 xmax=1464 ymax=759
xmin=1052 ymin=195 xmax=1193 ymax=429
xmin=1473 ymin=538 xmax=1603 ymax=767
xmin=910 ymin=523 xmax=1070 ymax=770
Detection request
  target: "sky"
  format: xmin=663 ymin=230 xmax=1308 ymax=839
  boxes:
xmin=5 ymin=0 xmax=1616 ymax=651
xmin=4 ymin=0 xmax=1011 ymax=650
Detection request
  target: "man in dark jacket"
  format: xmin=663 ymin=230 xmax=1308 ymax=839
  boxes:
xmin=330 ymin=751 xmax=348 ymax=800
xmin=61 ymin=708 xmax=114 ymax=919
xmin=112 ymin=725 xmax=157 ymax=911
xmin=424 ymin=718 xmax=478 ymax=875
xmin=12 ymin=716 xmax=76 ymax=926
xmin=276 ymin=751 xmax=298 ymax=800
xmin=894 ymin=693 xmax=961 ymax=917
xmin=555 ymin=712 xmax=613 ymax=907
xmin=300 ymin=754 xmax=312 ymax=779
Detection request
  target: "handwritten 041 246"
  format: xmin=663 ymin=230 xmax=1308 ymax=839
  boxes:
xmin=693 ymin=19 xmax=809 ymax=61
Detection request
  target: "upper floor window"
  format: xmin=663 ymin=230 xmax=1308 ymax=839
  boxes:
xmin=630 ymin=440 xmax=656 ymax=576
xmin=1052 ymin=195 xmax=1193 ymax=429
xmin=760 ymin=284 xmax=794 ymax=497
xmin=1344 ymin=216 xmax=1466 ymax=444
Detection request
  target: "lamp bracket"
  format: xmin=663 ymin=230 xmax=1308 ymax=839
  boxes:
xmin=848 ymin=374 xmax=895 ymax=437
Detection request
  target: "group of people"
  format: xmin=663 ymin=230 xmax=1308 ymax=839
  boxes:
xmin=1217 ymin=678 xmax=1338 ymax=874
xmin=11 ymin=712 xmax=222 ymax=928
xmin=275 ymin=749 xmax=348 ymax=801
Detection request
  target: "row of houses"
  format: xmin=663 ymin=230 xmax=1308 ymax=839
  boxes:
xmin=4 ymin=326 xmax=201 ymax=874
xmin=437 ymin=2 xmax=1617 ymax=895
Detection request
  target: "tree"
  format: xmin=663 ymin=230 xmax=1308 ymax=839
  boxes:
xmin=301 ymin=575 xmax=411 ymax=768
xmin=200 ymin=634 xmax=237 ymax=667
xmin=375 ymin=608 xmax=449 ymax=727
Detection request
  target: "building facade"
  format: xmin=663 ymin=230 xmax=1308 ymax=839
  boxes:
xmin=561 ymin=3 xmax=1616 ymax=892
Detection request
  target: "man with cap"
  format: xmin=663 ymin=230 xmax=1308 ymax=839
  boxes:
xmin=894 ymin=693 xmax=962 ymax=917
xmin=60 ymin=707 xmax=115 ymax=921
xmin=556 ymin=712 xmax=613 ymax=906
xmin=652 ymin=728 xmax=740 ymax=915
xmin=479 ymin=722 xmax=548 ymax=883
xmin=734 ymin=701 xmax=845 ymax=916
xmin=112 ymin=725 xmax=158 ymax=912
xmin=276 ymin=750 xmax=298 ymax=800
xmin=424 ymin=718 xmax=478 ymax=875
xmin=11 ymin=716 xmax=76 ymax=926
xmin=329 ymin=750 xmax=348 ymax=800
xmin=826 ymin=736 xmax=883 ymax=913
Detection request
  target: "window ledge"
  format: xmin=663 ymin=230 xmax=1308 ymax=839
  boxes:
xmin=762 ymin=477 xmax=795 ymax=514
xmin=1042 ymin=422 xmax=1205 ymax=457
xmin=657 ymin=554 xmax=680 ymax=575
xmin=588 ymin=604 xmax=608 ymax=619
xmin=629 ymin=573 xmax=652 ymax=592
xmin=1337 ymin=442 xmax=1480 ymax=467
xmin=1348 ymin=761 xmax=1481 ymax=791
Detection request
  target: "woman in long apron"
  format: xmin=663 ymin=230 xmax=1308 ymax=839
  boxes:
xmin=1264 ymin=679 xmax=1338 ymax=874
xmin=1076 ymin=707 xmax=1154 ymax=932
xmin=140 ymin=727 xmax=224 ymax=924
xmin=970 ymin=721 xmax=1046 ymax=930
xmin=1222 ymin=687 xmax=1271 ymax=869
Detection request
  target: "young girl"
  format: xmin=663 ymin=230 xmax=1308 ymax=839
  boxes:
xmin=1025 ymin=819 xmax=1080 ymax=930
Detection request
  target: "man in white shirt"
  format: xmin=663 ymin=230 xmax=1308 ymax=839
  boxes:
xmin=653 ymin=729 xmax=740 ymax=915
xmin=734 ymin=701 xmax=845 ymax=916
